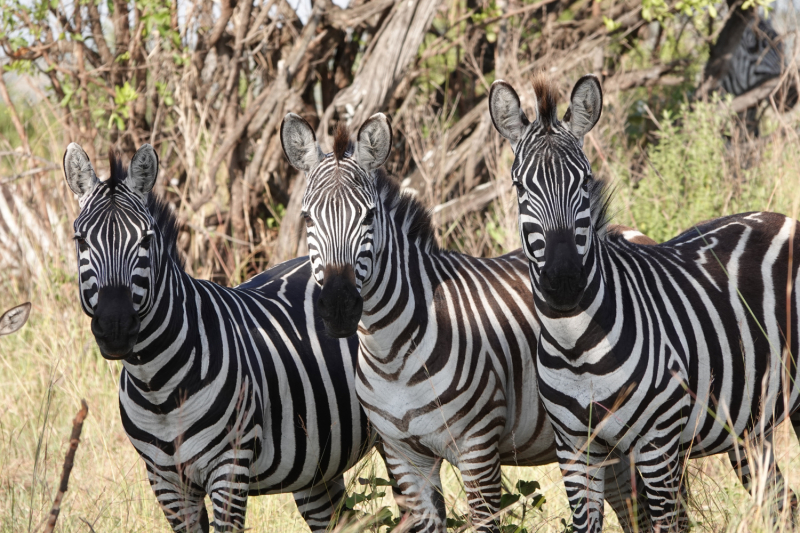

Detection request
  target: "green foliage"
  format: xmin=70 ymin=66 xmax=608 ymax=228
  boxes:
xmin=617 ymin=100 xmax=730 ymax=242
xmin=516 ymin=480 xmax=541 ymax=497
xmin=156 ymin=81 xmax=174 ymax=106
xmin=266 ymin=203 xmax=287 ymax=229
xmin=137 ymin=0 xmax=181 ymax=48
xmin=471 ymin=1 xmax=502 ymax=42
xmin=109 ymin=81 xmax=139 ymax=130
xmin=446 ymin=515 xmax=467 ymax=529
xmin=641 ymin=0 xmax=762 ymax=22
xmin=496 ymin=479 xmax=546 ymax=533
xmin=603 ymin=16 xmax=622 ymax=32
xmin=614 ymin=99 xmax=783 ymax=243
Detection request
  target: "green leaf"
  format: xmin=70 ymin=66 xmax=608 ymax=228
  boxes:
xmin=530 ymin=493 xmax=546 ymax=510
xmin=345 ymin=492 xmax=369 ymax=509
xmin=374 ymin=507 xmax=399 ymax=528
xmin=59 ymin=85 xmax=75 ymax=107
xmin=115 ymin=51 xmax=130 ymax=63
xmin=500 ymin=493 xmax=521 ymax=509
xmin=374 ymin=477 xmax=397 ymax=487
xmin=446 ymin=516 xmax=467 ymax=529
xmin=114 ymin=82 xmax=138 ymax=105
xmin=516 ymin=480 xmax=540 ymax=496
xmin=344 ymin=490 xmax=385 ymax=509
xmin=603 ymin=16 xmax=621 ymax=32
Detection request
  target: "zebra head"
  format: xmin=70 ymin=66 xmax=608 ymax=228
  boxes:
xmin=489 ymin=75 xmax=603 ymax=312
xmin=281 ymin=113 xmax=392 ymax=338
xmin=64 ymin=143 xmax=160 ymax=359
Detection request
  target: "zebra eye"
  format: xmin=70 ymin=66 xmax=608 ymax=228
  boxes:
xmin=302 ymin=212 xmax=314 ymax=228
xmin=140 ymin=232 xmax=153 ymax=247
xmin=73 ymin=234 xmax=88 ymax=250
xmin=363 ymin=208 xmax=375 ymax=225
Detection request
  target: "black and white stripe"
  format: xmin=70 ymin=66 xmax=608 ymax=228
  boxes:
xmin=721 ymin=19 xmax=784 ymax=97
xmin=64 ymin=143 xmax=371 ymax=532
xmin=490 ymin=76 xmax=800 ymax=532
xmin=281 ymin=113 xmax=660 ymax=533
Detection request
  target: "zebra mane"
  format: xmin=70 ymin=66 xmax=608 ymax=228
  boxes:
xmin=532 ymin=71 xmax=559 ymax=128
xmin=107 ymin=150 xmax=185 ymax=270
xmin=108 ymin=150 xmax=123 ymax=191
xmin=147 ymin=194 xmax=185 ymax=270
xmin=589 ymin=177 xmax=613 ymax=240
xmin=333 ymin=123 xmax=352 ymax=161
xmin=375 ymin=171 xmax=440 ymax=254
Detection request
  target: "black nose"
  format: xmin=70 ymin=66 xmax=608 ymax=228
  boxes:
xmin=317 ymin=265 xmax=363 ymax=338
xmin=540 ymin=229 xmax=587 ymax=311
xmin=540 ymin=267 xmax=586 ymax=295
xmin=91 ymin=286 xmax=140 ymax=359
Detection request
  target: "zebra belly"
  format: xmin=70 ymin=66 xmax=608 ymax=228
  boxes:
xmin=356 ymin=358 xmax=556 ymax=467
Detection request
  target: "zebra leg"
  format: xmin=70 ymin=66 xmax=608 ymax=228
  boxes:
xmin=637 ymin=437 xmax=687 ymax=532
xmin=604 ymin=454 xmax=650 ymax=533
xmin=728 ymin=430 xmax=797 ymax=515
xmin=554 ymin=433 xmax=606 ymax=533
xmin=145 ymin=464 xmax=210 ymax=532
xmin=293 ymin=477 xmax=347 ymax=532
xmin=206 ymin=457 xmax=252 ymax=532
xmin=457 ymin=446 xmax=502 ymax=533
xmin=375 ymin=439 xmax=404 ymax=505
xmin=382 ymin=443 xmax=445 ymax=533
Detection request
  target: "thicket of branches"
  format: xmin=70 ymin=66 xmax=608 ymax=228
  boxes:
xmin=0 ymin=0 xmax=790 ymax=285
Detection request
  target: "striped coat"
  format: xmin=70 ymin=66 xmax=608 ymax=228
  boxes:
xmin=64 ymin=143 xmax=371 ymax=532
xmin=280 ymin=113 xmax=650 ymax=533
xmin=490 ymin=75 xmax=800 ymax=532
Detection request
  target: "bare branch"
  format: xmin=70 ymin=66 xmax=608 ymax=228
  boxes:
xmin=43 ymin=400 xmax=89 ymax=533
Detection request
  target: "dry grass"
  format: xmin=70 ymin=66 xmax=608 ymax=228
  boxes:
xmin=3 ymin=51 xmax=800 ymax=533
xmin=4 ymin=214 xmax=800 ymax=533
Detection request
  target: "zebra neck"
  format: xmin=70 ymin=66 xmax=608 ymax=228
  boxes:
xmin=358 ymin=219 xmax=432 ymax=367
xmin=536 ymin=238 xmax=621 ymax=361
xmin=123 ymin=256 xmax=199 ymax=388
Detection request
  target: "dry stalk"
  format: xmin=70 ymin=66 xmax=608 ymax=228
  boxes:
xmin=43 ymin=399 xmax=89 ymax=533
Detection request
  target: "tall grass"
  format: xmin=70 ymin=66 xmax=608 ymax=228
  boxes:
xmin=608 ymin=99 xmax=800 ymax=243
xmin=3 ymin=99 xmax=800 ymax=532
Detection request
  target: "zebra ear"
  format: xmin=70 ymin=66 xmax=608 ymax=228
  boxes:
xmin=63 ymin=143 xmax=99 ymax=199
xmin=355 ymin=113 xmax=392 ymax=171
xmin=489 ymin=80 xmax=529 ymax=151
xmin=126 ymin=144 xmax=159 ymax=199
xmin=0 ymin=302 xmax=30 ymax=336
xmin=281 ymin=113 xmax=324 ymax=172
xmin=565 ymin=75 xmax=602 ymax=140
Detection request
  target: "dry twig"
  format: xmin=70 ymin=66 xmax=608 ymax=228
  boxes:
xmin=43 ymin=400 xmax=89 ymax=533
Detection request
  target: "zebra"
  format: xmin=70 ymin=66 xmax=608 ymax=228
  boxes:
xmin=0 ymin=302 xmax=30 ymax=336
xmin=489 ymin=74 xmax=800 ymax=532
xmin=721 ymin=19 xmax=785 ymax=98
xmin=278 ymin=113 xmax=667 ymax=533
xmin=63 ymin=143 xmax=373 ymax=532
xmin=720 ymin=18 xmax=796 ymax=134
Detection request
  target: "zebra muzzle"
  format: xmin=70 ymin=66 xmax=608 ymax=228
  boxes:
xmin=541 ymin=229 xmax=588 ymax=312
xmin=91 ymin=285 xmax=141 ymax=359
xmin=317 ymin=264 xmax=363 ymax=338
